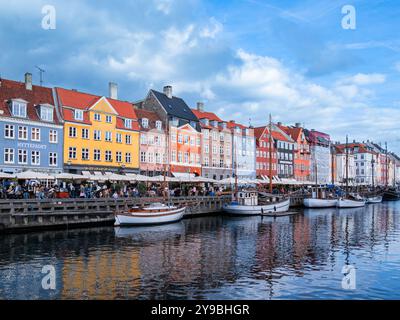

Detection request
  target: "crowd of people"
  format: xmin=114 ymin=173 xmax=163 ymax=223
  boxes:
xmin=0 ymin=179 xmax=227 ymax=200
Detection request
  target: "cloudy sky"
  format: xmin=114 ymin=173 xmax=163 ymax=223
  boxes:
xmin=1 ymin=0 xmax=400 ymax=152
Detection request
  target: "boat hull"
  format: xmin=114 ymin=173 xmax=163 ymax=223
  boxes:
xmin=223 ymin=198 xmax=290 ymax=215
xmin=366 ymin=196 xmax=383 ymax=204
xmin=383 ymin=191 xmax=400 ymax=201
xmin=337 ymin=198 xmax=366 ymax=208
xmin=303 ymin=198 xmax=337 ymax=208
xmin=114 ymin=207 xmax=186 ymax=226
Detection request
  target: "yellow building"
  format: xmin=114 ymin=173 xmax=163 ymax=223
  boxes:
xmin=56 ymin=86 xmax=140 ymax=173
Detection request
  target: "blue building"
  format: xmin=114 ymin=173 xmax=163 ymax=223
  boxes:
xmin=0 ymin=73 xmax=63 ymax=174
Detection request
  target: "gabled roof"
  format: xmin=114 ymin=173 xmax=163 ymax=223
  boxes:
xmin=227 ymin=120 xmax=247 ymax=130
xmin=191 ymin=109 xmax=222 ymax=122
xmin=135 ymin=109 xmax=163 ymax=131
xmin=150 ymin=89 xmax=198 ymax=123
xmin=56 ymin=87 xmax=140 ymax=130
xmin=0 ymin=78 xmax=61 ymax=124
xmin=254 ymin=125 xmax=293 ymax=142
xmin=278 ymin=124 xmax=302 ymax=141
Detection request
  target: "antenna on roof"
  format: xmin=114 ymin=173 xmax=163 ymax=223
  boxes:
xmin=35 ymin=66 xmax=45 ymax=86
xmin=248 ymin=118 xmax=252 ymax=127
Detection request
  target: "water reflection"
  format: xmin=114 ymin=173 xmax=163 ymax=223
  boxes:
xmin=1 ymin=202 xmax=400 ymax=299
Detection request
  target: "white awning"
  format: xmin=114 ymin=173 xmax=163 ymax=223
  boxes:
xmin=15 ymin=170 xmax=54 ymax=180
xmin=0 ymin=172 xmax=15 ymax=179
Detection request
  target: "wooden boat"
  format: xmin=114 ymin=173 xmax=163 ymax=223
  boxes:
xmin=223 ymin=191 xmax=290 ymax=215
xmin=337 ymin=197 xmax=366 ymax=208
xmin=303 ymin=187 xmax=337 ymax=208
xmin=366 ymin=195 xmax=383 ymax=204
xmin=383 ymin=189 xmax=400 ymax=201
xmin=114 ymin=203 xmax=186 ymax=226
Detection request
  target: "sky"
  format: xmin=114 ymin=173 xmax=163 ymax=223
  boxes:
xmin=1 ymin=0 xmax=400 ymax=152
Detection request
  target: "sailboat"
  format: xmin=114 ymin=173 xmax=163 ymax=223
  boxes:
xmin=114 ymin=118 xmax=186 ymax=226
xmin=382 ymin=142 xmax=400 ymax=201
xmin=223 ymin=114 xmax=290 ymax=215
xmin=337 ymin=135 xmax=366 ymax=208
xmin=365 ymin=156 xmax=383 ymax=203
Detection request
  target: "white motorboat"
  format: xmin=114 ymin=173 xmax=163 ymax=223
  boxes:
xmin=114 ymin=203 xmax=186 ymax=226
xmin=223 ymin=191 xmax=290 ymax=215
xmin=303 ymin=198 xmax=337 ymax=208
xmin=337 ymin=198 xmax=366 ymax=208
xmin=366 ymin=195 xmax=383 ymax=204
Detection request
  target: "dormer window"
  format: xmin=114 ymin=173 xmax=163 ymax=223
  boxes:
xmin=201 ymin=118 xmax=209 ymax=126
xmin=40 ymin=105 xmax=54 ymax=122
xmin=211 ymin=120 xmax=218 ymax=128
xmin=142 ymin=118 xmax=149 ymax=128
xmin=124 ymin=119 xmax=132 ymax=129
xmin=190 ymin=121 xmax=196 ymax=128
xmin=74 ymin=110 xmax=83 ymax=121
xmin=155 ymin=121 xmax=162 ymax=130
xmin=11 ymin=100 xmax=27 ymax=118
xmin=221 ymin=122 xmax=227 ymax=129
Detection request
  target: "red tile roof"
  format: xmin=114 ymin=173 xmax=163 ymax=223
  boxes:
xmin=278 ymin=125 xmax=302 ymax=141
xmin=254 ymin=125 xmax=291 ymax=142
xmin=56 ymin=87 xmax=139 ymax=131
xmin=0 ymin=78 xmax=61 ymax=124
xmin=191 ymin=109 xmax=222 ymax=122
xmin=227 ymin=120 xmax=247 ymax=130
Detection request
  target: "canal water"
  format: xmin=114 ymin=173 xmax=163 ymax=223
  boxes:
xmin=1 ymin=202 xmax=400 ymax=300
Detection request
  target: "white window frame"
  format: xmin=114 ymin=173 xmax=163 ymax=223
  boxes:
xmin=81 ymin=148 xmax=89 ymax=161
xmin=74 ymin=110 xmax=84 ymax=121
xmin=81 ymin=128 xmax=89 ymax=140
xmin=40 ymin=107 xmax=53 ymax=122
xmin=125 ymin=152 xmax=131 ymax=163
xmin=94 ymin=113 xmax=101 ymax=121
xmin=126 ymin=134 xmax=131 ymax=145
xmin=105 ymin=131 xmax=112 ymax=142
xmin=18 ymin=126 xmax=28 ymax=140
xmin=49 ymin=152 xmax=57 ymax=166
xmin=4 ymin=148 xmax=15 ymax=164
xmin=94 ymin=130 xmax=101 ymax=141
xmin=142 ymin=118 xmax=149 ymax=128
xmin=106 ymin=115 xmax=112 ymax=123
xmin=31 ymin=127 xmax=41 ymax=141
xmin=12 ymin=101 xmax=27 ymax=118
xmin=94 ymin=149 xmax=101 ymax=161
xmin=18 ymin=149 xmax=28 ymax=164
xmin=155 ymin=121 xmax=162 ymax=130
xmin=116 ymin=133 xmax=122 ymax=143
xmin=124 ymin=119 xmax=132 ymax=128
xmin=49 ymin=129 xmax=58 ymax=143
xmin=68 ymin=147 xmax=77 ymax=160
xmin=4 ymin=124 xmax=15 ymax=139
xmin=116 ymin=151 xmax=122 ymax=163
xmin=31 ymin=150 xmax=40 ymax=166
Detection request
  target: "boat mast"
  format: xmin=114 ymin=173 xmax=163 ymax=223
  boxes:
xmin=385 ymin=142 xmax=388 ymax=187
xmin=345 ymin=135 xmax=349 ymax=198
xmin=234 ymin=128 xmax=238 ymax=201
xmin=268 ymin=114 xmax=273 ymax=193
xmin=371 ymin=155 xmax=375 ymax=189
xmin=163 ymin=117 xmax=170 ymax=203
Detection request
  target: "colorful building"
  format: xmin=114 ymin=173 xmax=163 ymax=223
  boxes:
xmin=192 ymin=102 xmax=233 ymax=180
xmin=227 ymin=120 xmax=256 ymax=179
xmin=0 ymin=74 xmax=63 ymax=174
xmin=278 ymin=123 xmax=310 ymax=181
xmin=135 ymin=108 xmax=167 ymax=176
xmin=254 ymin=126 xmax=277 ymax=180
xmin=141 ymin=86 xmax=202 ymax=176
xmin=332 ymin=144 xmax=356 ymax=184
xmin=55 ymin=84 xmax=140 ymax=174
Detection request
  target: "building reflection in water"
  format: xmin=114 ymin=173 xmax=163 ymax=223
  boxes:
xmin=0 ymin=202 xmax=399 ymax=299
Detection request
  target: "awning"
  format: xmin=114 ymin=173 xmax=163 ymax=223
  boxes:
xmin=54 ymin=173 xmax=89 ymax=180
xmin=0 ymin=172 xmax=15 ymax=179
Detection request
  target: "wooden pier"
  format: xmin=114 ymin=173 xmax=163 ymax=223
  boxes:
xmin=0 ymin=196 xmax=231 ymax=232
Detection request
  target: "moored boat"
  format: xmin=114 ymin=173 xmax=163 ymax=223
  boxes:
xmin=223 ymin=191 xmax=290 ymax=215
xmin=366 ymin=195 xmax=383 ymax=204
xmin=382 ymin=189 xmax=400 ymax=201
xmin=337 ymin=197 xmax=366 ymax=208
xmin=303 ymin=198 xmax=337 ymax=208
xmin=114 ymin=203 xmax=186 ymax=226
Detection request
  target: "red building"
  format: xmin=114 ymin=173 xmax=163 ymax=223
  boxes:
xmin=254 ymin=126 xmax=277 ymax=179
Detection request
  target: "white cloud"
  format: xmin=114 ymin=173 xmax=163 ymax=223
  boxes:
xmin=155 ymin=0 xmax=173 ymax=15
xmin=338 ymin=73 xmax=386 ymax=86
xmin=199 ymin=17 xmax=223 ymax=39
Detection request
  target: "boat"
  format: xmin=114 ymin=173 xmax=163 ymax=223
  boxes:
xmin=114 ymin=203 xmax=186 ymax=226
xmin=303 ymin=198 xmax=337 ymax=208
xmin=337 ymin=197 xmax=366 ymax=208
xmin=223 ymin=191 xmax=290 ymax=215
xmin=382 ymin=189 xmax=400 ymax=201
xmin=366 ymin=195 xmax=383 ymax=204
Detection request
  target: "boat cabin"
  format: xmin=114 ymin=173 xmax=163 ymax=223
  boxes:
xmin=236 ymin=191 xmax=258 ymax=206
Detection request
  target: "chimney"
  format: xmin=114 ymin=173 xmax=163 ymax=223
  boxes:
xmin=295 ymin=122 xmax=301 ymax=128
xmin=163 ymin=85 xmax=172 ymax=99
xmin=197 ymin=102 xmax=204 ymax=112
xmin=109 ymin=82 xmax=118 ymax=100
xmin=25 ymin=73 xmax=32 ymax=91
xmin=277 ymin=122 xmax=282 ymax=126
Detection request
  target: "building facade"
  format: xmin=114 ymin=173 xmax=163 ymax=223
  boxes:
xmin=56 ymin=84 xmax=140 ymax=174
xmin=0 ymin=74 xmax=63 ymax=174
xmin=227 ymin=121 xmax=256 ymax=179
xmin=141 ymin=86 xmax=202 ymax=176
xmin=332 ymin=144 xmax=356 ymax=184
xmin=192 ymin=103 xmax=232 ymax=180
xmin=254 ymin=126 xmax=277 ymax=180
xmin=274 ymin=124 xmax=295 ymax=179
xmin=135 ymin=109 xmax=167 ymax=176
xmin=305 ymin=129 xmax=331 ymax=184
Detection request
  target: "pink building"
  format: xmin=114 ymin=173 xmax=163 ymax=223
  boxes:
xmin=135 ymin=109 xmax=167 ymax=176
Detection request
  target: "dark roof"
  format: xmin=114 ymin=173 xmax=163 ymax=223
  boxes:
xmin=0 ymin=78 xmax=61 ymax=124
xmin=135 ymin=109 xmax=163 ymax=131
xmin=150 ymin=89 xmax=199 ymax=123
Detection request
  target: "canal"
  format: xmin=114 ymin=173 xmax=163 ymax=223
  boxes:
xmin=1 ymin=202 xmax=400 ymax=300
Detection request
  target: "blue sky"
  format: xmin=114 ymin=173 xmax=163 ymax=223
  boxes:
xmin=1 ymin=0 xmax=400 ymax=151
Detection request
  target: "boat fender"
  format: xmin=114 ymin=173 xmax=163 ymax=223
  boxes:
xmin=274 ymin=206 xmax=276 ymax=212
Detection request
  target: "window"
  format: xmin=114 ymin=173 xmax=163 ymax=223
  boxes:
xmin=155 ymin=136 xmax=160 ymax=146
xmin=116 ymin=133 xmax=122 ymax=143
xmin=31 ymin=151 xmax=40 ymax=165
xmin=171 ymin=150 xmax=176 ymax=162
xmin=4 ymin=148 xmax=14 ymax=163
xmin=69 ymin=127 xmax=77 ymax=138
xmin=184 ymin=135 xmax=189 ymax=144
xmin=155 ymin=153 xmax=161 ymax=163
xmin=140 ymin=134 xmax=147 ymax=145
xmin=4 ymin=124 xmax=14 ymax=139
xmin=190 ymin=153 xmax=194 ymax=164
xmin=140 ymin=151 xmax=146 ymax=162
xmin=126 ymin=135 xmax=131 ymax=145
xmin=94 ymin=130 xmax=101 ymax=141
xmin=94 ymin=149 xmax=101 ymax=161
xmin=190 ymin=137 xmax=195 ymax=146
xmin=105 ymin=150 xmax=112 ymax=162
xmin=205 ymin=145 xmax=209 ymax=153
xmin=12 ymin=101 xmax=27 ymax=117
xmin=74 ymin=110 xmax=83 ymax=121
xmin=148 ymin=152 xmax=154 ymax=163
xmin=49 ymin=152 xmax=57 ymax=166
xmin=106 ymin=115 xmax=112 ymax=123
xmin=171 ymin=133 xmax=177 ymax=143
xmin=124 ymin=119 xmax=132 ymax=128
xmin=81 ymin=128 xmax=89 ymax=139
xmin=40 ymin=107 xmax=53 ymax=121
xmin=31 ymin=128 xmax=40 ymax=141
xmin=204 ymin=130 xmax=209 ymax=139
xmin=68 ymin=147 xmax=76 ymax=160
xmin=94 ymin=113 xmax=101 ymax=121
xmin=125 ymin=153 xmax=131 ymax=163
xmin=197 ymin=137 xmax=201 ymax=146
xmin=155 ymin=121 xmax=162 ymax=130
xmin=178 ymin=134 xmax=183 ymax=144
xmin=18 ymin=126 xmax=28 ymax=140
xmin=116 ymin=151 xmax=122 ymax=162
xmin=142 ymin=118 xmax=149 ymax=128
xmin=204 ymin=157 xmax=209 ymax=166
xmin=49 ymin=130 xmax=58 ymax=143
xmin=212 ymin=145 xmax=217 ymax=154
xmin=17 ymin=149 xmax=27 ymax=164
xmin=178 ymin=152 xmax=182 ymax=163
xmin=148 ymin=135 xmax=154 ymax=145
xmin=184 ymin=152 xmax=189 ymax=163
xmin=105 ymin=131 xmax=112 ymax=142
xmin=81 ymin=148 xmax=89 ymax=160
